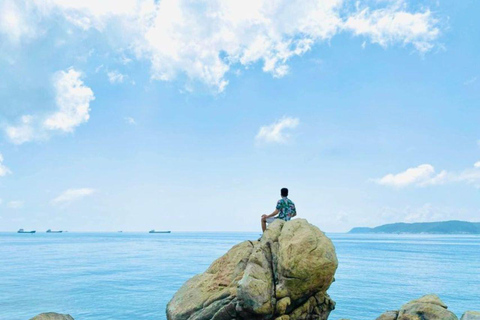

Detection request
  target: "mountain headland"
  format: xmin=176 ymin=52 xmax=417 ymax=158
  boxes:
xmin=349 ymin=220 xmax=480 ymax=234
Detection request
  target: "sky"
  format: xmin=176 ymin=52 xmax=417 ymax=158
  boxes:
xmin=0 ymin=0 xmax=479 ymax=232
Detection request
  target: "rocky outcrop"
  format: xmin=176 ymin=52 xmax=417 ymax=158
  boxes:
xmin=30 ymin=313 xmax=74 ymax=320
xmin=461 ymin=311 xmax=480 ymax=320
xmin=376 ymin=294 xmax=458 ymax=320
xmin=167 ymin=219 xmax=338 ymax=320
xmin=376 ymin=311 xmax=398 ymax=320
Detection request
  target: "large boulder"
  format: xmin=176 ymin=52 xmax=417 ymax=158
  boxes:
xmin=376 ymin=294 xmax=458 ymax=320
xmin=30 ymin=313 xmax=74 ymax=320
xmin=167 ymin=219 xmax=338 ymax=320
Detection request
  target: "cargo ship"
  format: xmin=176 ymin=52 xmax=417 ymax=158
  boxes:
xmin=17 ymin=229 xmax=36 ymax=234
xmin=149 ymin=230 xmax=171 ymax=233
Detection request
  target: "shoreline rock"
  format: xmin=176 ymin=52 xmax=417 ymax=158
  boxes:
xmin=461 ymin=311 xmax=480 ymax=320
xmin=166 ymin=219 xmax=338 ymax=320
xmin=30 ymin=313 xmax=74 ymax=320
xmin=376 ymin=294 xmax=458 ymax=320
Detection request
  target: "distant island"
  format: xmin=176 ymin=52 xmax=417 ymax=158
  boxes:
xmin=349 ymin=220 xmax=480 ymax=234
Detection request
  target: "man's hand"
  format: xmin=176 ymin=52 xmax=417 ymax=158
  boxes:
xmin=261 ymin=214 xmax=267 ymax=221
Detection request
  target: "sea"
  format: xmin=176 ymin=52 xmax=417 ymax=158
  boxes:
xmin=1 ymin=232 xmax=479 ymax=320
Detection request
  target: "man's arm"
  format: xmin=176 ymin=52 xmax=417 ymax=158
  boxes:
xmin=267 ymin=209 xmax=279 ymax=218
xmin=262 ymin=209 xmax=279 ymax=220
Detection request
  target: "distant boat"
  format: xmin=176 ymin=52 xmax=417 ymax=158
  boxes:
xmin=149 ymin=230 xmax=171 ymax=234
xmin=46 ymin=229 xmax=63 ymax=233
xmin=118 ymin=231 xmax=123 ymax=233
xmin=18 ymin=229 xmax=35 ymax=234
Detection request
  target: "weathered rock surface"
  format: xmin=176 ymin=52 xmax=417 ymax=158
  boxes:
xmin=167 ymin=219 xmax=338 ymax=320
xmin=376 ymin=311 xmax=398 ymax=320
xmin=461 ymin=311 xmax=480 ymax=320
xmin=376 ymin=294 xmax=458 ymax=320
xmin=30 ymin=313 xmax=74 ymax=320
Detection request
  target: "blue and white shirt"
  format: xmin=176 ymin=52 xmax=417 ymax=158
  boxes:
xmin=276 ymin=197 xmax=296 ymax=221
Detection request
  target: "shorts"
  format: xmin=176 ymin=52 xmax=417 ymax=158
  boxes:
xmin=266 ymin=217 xmax=277 ymax=223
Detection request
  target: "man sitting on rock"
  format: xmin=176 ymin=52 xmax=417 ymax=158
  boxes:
xmin=261 ymin=188 xmax=297 ymax=232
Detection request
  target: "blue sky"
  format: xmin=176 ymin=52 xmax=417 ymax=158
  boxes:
xmin=0 ymin=0 xmax=479 ymax=232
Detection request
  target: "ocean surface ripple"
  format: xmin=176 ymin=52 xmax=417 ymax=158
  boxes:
xmin=1 ymin=232 xmax=479 ymax=320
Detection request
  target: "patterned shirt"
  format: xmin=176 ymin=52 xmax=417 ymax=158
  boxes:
xmin=276 ymin=197 xmax=296 ymax=221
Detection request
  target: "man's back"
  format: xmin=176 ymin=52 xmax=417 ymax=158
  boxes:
xmin=276 ymin=197 xmax=296 ymax=221
xmin=261 ymin=188 xmax=296 ymax=232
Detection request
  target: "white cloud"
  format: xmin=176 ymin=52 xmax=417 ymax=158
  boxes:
xmin=7 ymin=200 xmax=24 ymax=209
xmin=5 ymin=115 xmax=38 ymax=144
xmin=376 ymin=162 xmax=480 ymax=188
xmin=44 ymin=69 xmax=95 ymax=132
xmin=51 ymin=188 xmax=95 ymax=206
xmin=5 ymin=68 xmax=95 ymax=144
xmin=379 ymin=203 xmax=471 ymax=224
xmin=3 ymin=0 xmax=441 ymax=92
xmin=137 ymin=0 xmax=440 ymax=91
xmin=107 ymin=70 xmax=126 ymax=84
xmin=375 ymin=164 xmax=447 ymax=187
xmin=0 ymin=0 xmax=38 ymax=43
xmin=343 ymin=3 xmax=439 ymax=53
xmin=125 ymin=117 xmax=137 ymax=125
xmin=256 ymin=117 xmax=299 ymax=144
xmin=95 ymin=64 xmax=104 ymax=73
xmin=453 ymin=169 xmax=480 ymax=187
xmin=0 ymin=154 xmax=12 ymax=176
xmin=41 ymin=0 xmax=145 ymax=29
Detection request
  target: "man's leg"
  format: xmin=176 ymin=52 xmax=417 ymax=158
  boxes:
xmin=261 ymin=217 xmax=267 ymax=232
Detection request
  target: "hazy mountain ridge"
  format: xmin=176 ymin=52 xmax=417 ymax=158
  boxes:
xmin=349 ymin=220 xmax=480 ymax=234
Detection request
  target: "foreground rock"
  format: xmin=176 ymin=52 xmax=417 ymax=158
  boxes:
xmin=167 ymin=219 xmax=338 ymax=320
xmin=462 ymin=311 xmax=480 ymax=320
xmin=30 ymin=313 xmax=74 ymax=320
xmin=376 ymin=294 xmax=458 ymax=320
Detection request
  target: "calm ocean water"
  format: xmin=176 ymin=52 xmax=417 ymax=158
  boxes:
xmin=0 ymin=232 xmax=479 ymax=320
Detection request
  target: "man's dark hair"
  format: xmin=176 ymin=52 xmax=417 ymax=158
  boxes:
xmin=281 ymin=188 xmax=288 ymax=197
